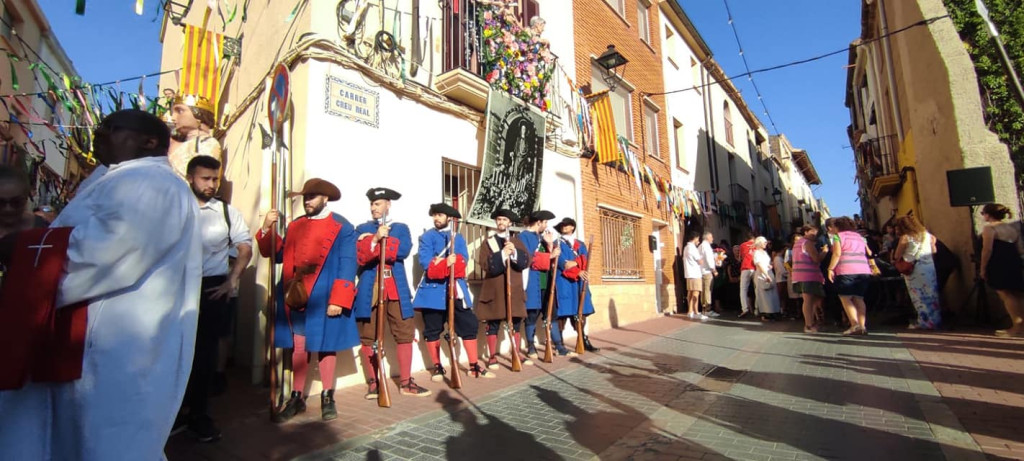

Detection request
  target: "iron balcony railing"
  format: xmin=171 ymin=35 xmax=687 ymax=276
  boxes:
xmin=857 ymin=134 xmax=900 ymax=181
xmin=730 ymin=183 xmax=749 ymax=208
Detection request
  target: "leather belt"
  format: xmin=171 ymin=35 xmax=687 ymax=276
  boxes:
xmin=382 ymin=269 xmax=393 ymax=278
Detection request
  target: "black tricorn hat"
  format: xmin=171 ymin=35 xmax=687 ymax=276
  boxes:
xmin=366 ymin=187 xmax=401 ymax=201
xmin=554 ymin=217 xmax=577 ymax=232
xmin=490 ymin=208 xmax=519 ymax=222
xmin=428 ymin=203 xmax=462 ymax=219
xmin=529 ymin=210 xmax=556 ymax=222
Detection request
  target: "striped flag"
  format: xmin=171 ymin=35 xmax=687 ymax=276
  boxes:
xmin=180 ymin=24 xmax=224 ymax=114
xmin=586 ymin=90 xmax=619 ymax=164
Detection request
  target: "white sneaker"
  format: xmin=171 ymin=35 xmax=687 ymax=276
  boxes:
xmin=708 ymin=311 xmax=721 ymax=318
xmin=699 ymin=314 xmax=709 ymax=321
xmin=688 ymin=312 xmax=696 ymax=319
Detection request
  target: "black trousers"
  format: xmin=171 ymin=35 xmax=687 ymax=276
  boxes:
xmin=486 ymin=318 xmax=524 ymax=335
xmin=184 ymin=276 xmax=229 ymax=417
xmin=422 ymin=300 xmax=478 ymax=341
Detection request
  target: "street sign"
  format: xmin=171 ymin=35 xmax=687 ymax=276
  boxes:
xmin=268 ymin=63 xmax=290 ymax=133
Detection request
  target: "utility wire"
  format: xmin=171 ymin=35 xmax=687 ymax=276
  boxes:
xmin=721 ymin=0 xmax=778 ymax=133
xmin=649 ymin=14 xmax=950 ymax=97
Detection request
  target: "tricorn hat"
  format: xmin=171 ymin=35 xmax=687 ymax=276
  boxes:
xmin=428 ymin=203 xmax=461 ymax=219
xmin=366 ymin=187 xmax=401 ymax=201
xmin=529 ymin=210 xmax=556 ymax=222
xmin=490 ymin=208 xmax=519 ymax=222
xmin=554 ymin=217 xmax=577 ymax=232
xmin=288 ymin=178 xmax=341 ymax=201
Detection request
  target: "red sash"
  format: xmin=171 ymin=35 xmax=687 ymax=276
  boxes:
xmin=0 ymin=227 xmax=88 ymax=390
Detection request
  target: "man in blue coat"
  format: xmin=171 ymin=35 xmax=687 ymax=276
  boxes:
xmin=354 ymin=188 xmax=431 ymax=399
xmin=518 ymin=210 xmax=558 ymax=359
xmin=413 ymin=203 xmax=494 ymax=380
xmin=553 ymin=218 xmax=599 ymax=354
xmin=257 ymin=178 xmax=359 ymax=422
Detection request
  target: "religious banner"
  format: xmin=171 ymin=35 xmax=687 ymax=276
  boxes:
xmin=468 ymin=91 xmax=546 ymax=222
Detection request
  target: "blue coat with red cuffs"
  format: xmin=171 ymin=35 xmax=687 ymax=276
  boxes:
xmin=412 ymin=227 xmax=472 ymax=310
xmin=555 ymin=237 xmax=595 ymax=318
xmin=519 ymin=230 xmax=555 ymax=310
xmin=353 ymin=220 xmax=414 ymax=320
xmin=256 ymin=212 xmax=359 ymax=352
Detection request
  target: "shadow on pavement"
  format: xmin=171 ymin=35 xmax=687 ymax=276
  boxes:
xmin=435 ymin=390 xmax=561 ymax=461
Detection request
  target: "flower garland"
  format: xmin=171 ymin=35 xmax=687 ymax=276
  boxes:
xmin=478 ymin=5 xmax=554 ymax=111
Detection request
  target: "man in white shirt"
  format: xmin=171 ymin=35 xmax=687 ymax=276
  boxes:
xmin=176 ymin=155 xmax=252 ymax=442
xmin=0 ymin=110 xmax=203 ymax=460
xmin=682 ymin=232 xmax=706 ymax=320
xmin=699 ymin=232 xmax=719 ymax=318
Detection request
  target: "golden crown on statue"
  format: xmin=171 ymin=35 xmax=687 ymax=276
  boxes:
xmin=171 ymin=93 xmax=216 ymax=115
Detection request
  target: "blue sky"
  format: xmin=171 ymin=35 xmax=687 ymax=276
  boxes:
xmin=678 ymin=0 xmax=862 ymax=217
xmin=37 ymin=0 xmax=862 ymax=217
xmin=38 ymin=0 xmax=163 ymax=95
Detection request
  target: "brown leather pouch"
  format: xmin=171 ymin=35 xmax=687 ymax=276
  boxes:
xmin=285 ymin=265 xmax=316 ymax=311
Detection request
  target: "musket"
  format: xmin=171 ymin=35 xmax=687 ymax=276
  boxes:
xmin=504 ymin=231 xmax=523 ymax=372
xmin=374 ymin=212 xmax=392 ymax=408
xmin=266 ymin=137 xmax=280 ymax=420
xmin=542 ymin=238 xmax=557 ymax=364
xmin=445 ymin=217 xmax=463 ymax=389
xmin=574 ymin=235 xmax=594 ymax=355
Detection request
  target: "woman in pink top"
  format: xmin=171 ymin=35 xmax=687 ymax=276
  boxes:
xmin=827 ymin=217 xmax=875 ymax=335
xmin=792 ymin=225 xmax=827 ymax=333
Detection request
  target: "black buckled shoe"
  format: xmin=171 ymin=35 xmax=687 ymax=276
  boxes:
xmin=400 ymin=378 xmax=432 ymax=397
xmin=364 ymin=379 xmax=379 ymax=400
xmin=188 ymin=414 xmax=222 ymax=443
xmin=583 ymin=336 xmax=600 ymax=353
xmin=468 ymin=363 xmax=496 ymax=379
xmin=430 ymin=363 xmax=447 ymax=382
xmin=272 ymin=391 xmax=306 ymax=423
xmin=321 ymin=389 xmax=337 ymax=421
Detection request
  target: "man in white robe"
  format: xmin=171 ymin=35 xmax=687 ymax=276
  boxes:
xmin=0 ymin=110 xmax=203 ymax=460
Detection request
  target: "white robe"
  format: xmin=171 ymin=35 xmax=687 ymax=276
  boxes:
xmin=0 ymin=156 xmax=203 ymax=461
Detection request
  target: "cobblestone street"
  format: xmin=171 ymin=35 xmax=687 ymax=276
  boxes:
xmin=168 ymin=315 xmax=1024 ymax=461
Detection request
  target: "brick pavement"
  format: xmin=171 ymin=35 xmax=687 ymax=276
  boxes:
xmin=168 ymin=317 xmax=1008 ymax=461
xmin=899 ymin=331 xmax=1024 ymax=461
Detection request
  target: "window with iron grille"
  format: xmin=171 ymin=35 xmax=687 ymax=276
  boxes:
xmin=441 ymin=158 xmax=488 ymax=280
xmin=599 ymin=208 xmax=642 ymax=279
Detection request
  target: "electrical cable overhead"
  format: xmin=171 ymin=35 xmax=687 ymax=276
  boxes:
xmin=721 ymin=0 xmax=778 ymax=134
xmin=649 ymin=14 xmax=950 ymax=98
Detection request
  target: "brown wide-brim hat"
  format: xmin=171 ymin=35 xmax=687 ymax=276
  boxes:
xmin=288 ymin=178 xmax=341 ymax=201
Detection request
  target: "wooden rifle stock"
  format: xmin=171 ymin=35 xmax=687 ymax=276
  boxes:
xmin=575 ymin=276 xmax=587 ymax=355
xmin=574 ymin=234 xmax=594 ymax=355
xmin=542 ymin=240 xmax=556 ymax=364
xmin=374 ymin=216 xmax=392 ymax=408
xmin=504 ymin=231 xmax=523 ymax=372
xmin=446 ymin=219 xmax=463 ymax=389
xmin=266 ymin=154 xmax=280 ymax=420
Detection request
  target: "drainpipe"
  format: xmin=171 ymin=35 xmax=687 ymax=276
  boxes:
xmin=877 ymin=0 xmax=905 ymax=143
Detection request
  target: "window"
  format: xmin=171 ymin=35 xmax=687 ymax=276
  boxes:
xmin=637 ymin=1 xmax=651 ymax=44
xmin=643 ymin=103 xmax=659 ymax=158
xmin=520 ymin=0 xmax=539 ymax=27
xmin=690 ymin=58 xmax=701 ymax=93
xmin=600 ymin=208 xmax=642 ymax=279
xmin=605 ymin=0 xmax=626 ymax=17
xmin=665 ymin=26 xmax=677 ymax=68
xmin=673 ymin=119 xmax=687 ymax=172
xmin=441 ymin=158 xmax=488 ymax=280
xmin=723 ymin=101 xmax=734 ymax=147
xmin=592 ymin=66 xmax=633 ymax=141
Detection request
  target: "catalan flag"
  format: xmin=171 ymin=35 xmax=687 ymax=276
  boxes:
xmin=586 ymin=90 xmax=619 ymax=164
xmin=180 ymin=24 xmax=224 ymax=115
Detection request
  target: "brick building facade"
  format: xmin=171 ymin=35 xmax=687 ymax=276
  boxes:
xmin=573 ymin=0 xmax=679 ymax=327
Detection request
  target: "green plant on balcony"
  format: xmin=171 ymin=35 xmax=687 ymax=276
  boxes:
xmin=478 ymin=4 xmax=554 ymax=111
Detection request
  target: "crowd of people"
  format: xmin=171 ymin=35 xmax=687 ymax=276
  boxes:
xmin=681 ymin=212 xmax=1023 ymax=337
xmin=0 ymin=104 xmax=1022 ymax=459
xmin=0 ymin=101 xmax=608 ymax=457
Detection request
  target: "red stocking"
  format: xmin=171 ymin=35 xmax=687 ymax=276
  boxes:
xmin=397 ymin=342 xmax=413 ymax=384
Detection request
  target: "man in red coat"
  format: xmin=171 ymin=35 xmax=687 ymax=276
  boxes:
xmin=257 ymin=178 xmax=359 ymax=422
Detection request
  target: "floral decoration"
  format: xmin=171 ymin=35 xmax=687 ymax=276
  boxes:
xmin=478 ymin=5 xmax=554 ymax=111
